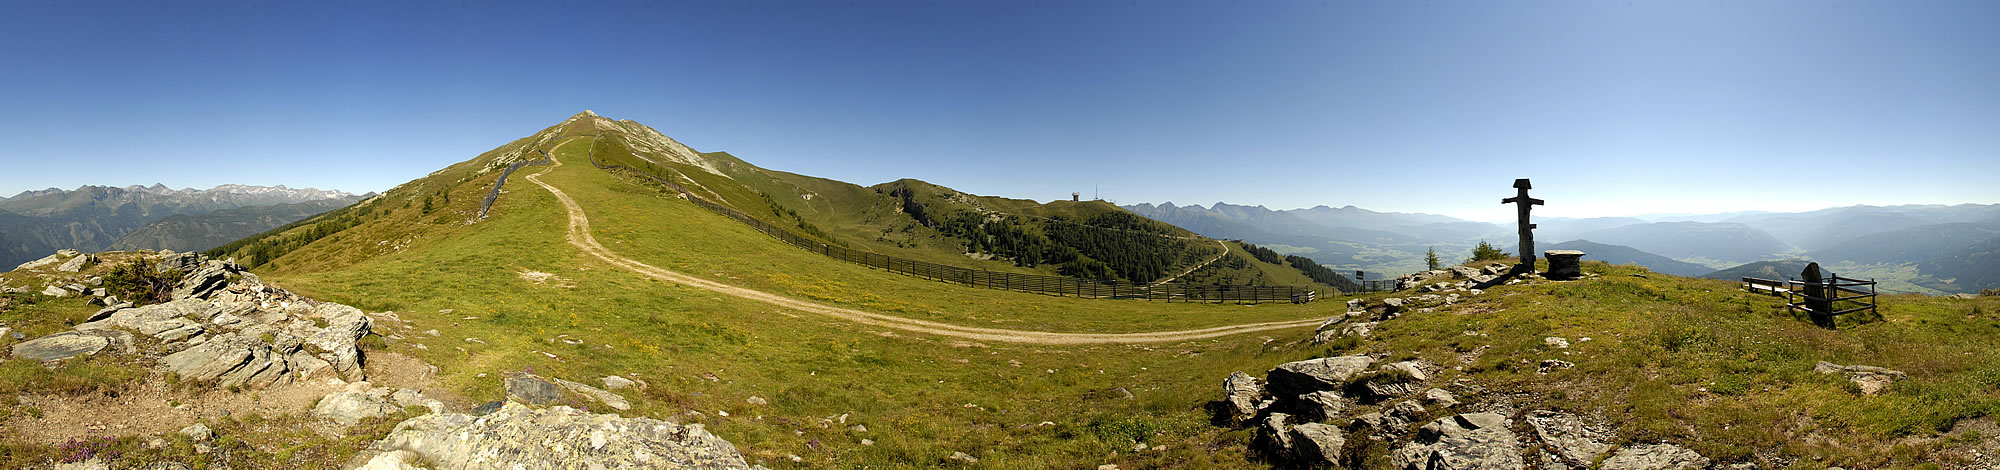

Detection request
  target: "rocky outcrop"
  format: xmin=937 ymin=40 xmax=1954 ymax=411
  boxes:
xmin=11 ymin=332 xmax=111 ymax=362
xmin=56 ymin=253 xmax=98 ymax=272
xmin=1600 ymin=443 xmax=1710 ymax=470
xmin=1393 ymin=413 xmax=1523 ymax=470
xmin=346 ymin=401 xmax=756 ymax=470
xmin=1289 ymin=422 xmax=1346 ymax=466
xmin=9 ymin=251 xmax=376 ymax=389
xmin=1222 ymin=371 xmax=1266 ymax=424
xmin=1814 ymin=361 xmax=1907 ymax=395
xmin=1525 ymin=410 xmax=1613 ymax=469
xmin=1267 ymin=355 xmax=1376 ymax=398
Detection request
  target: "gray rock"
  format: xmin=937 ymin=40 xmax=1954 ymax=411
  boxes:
xmin=1393 ymin=412 xmax=1523 ymax=470
xmin=1296 ymin=390 xmax=1349 ymax=422
xmin=1451 ymin=266 xmax=1481 ymax=279
xmin=1268 ymin=355 xmax=1376 ymax=398
xmin=11 ymin=332 xmax=109 ymax=362
xmin=1289 ymin=423 xmax=1345 ymax=465
xmin=1538 ymin=359 xmax=1576 ymax=374
xmin=347 ymin=400 xmax=755 ymax=469
xmin=180 ymin=423 xmax=214 ymax=442
xmin=950 ymin=451 xmax=980 ymax=464
xmin=603 ymin=375 xmax=637 ymax=390
xmin=1814 ymin=361 xmax=1907 ymax=395
xmin=552 ymin=376 xmax=632 ymax=411
xmin=18 ymin=252 xmax=68 ymax=271
xmin=1600 ymin=443 xmax=1710 ymax=470
xmin=1342 ymin=322 xmax=1377 ymax=338
xmin=85 ymin=302 xmax=132 ymax=323
xmin=56 ymin=253 xmax=98 ymax=272
xmin=1525 ymin=410 xmax=1612 ymax=469
xmin=505 ymin=373 xmax=565 ymax=405
xmin=1422 ymin=388 xmax=1460 ymax=407
xmin=1256 ymin=412 xmax=1296 ymax=456
xmin=391 ymin=388 xmax=446 ymax=415
xmin=314 ymin=386 xmax=405 ymax=426
xmin=1222 ymin=371 xmax=1266 ymax=424
xmin=42 ymin=285 xmax=70 ymax=297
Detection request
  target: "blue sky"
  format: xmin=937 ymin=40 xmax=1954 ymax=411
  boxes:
xmin=2 ymin=0 xmax=1995 ymax=222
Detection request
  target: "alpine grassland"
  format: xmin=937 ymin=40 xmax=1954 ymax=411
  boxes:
xmin=18 ymin=112 xmax=1993 ymax=468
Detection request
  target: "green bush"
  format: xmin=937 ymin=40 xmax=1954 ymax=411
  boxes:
xmin=1467 ymin=241 xmax=1512 ymax=263
xmin=101 ymin=258 xmax=181 ymax=305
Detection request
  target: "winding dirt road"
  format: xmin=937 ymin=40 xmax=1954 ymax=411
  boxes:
xmin=523 ymin=139 xmax=1322 ymax=345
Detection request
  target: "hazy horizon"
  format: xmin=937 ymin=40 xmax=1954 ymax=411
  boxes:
xmin=4 ymin=1 xmax=1995 ymax=223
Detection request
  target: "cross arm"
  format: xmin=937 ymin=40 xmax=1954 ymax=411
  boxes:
xmin=1501 ymin=197 xmax=1546 ymax=205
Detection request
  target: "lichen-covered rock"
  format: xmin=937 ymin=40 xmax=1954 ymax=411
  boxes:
xmin=1392 ymin=412 xmax=1523 ymax=470
xmin=1222 ymin=371 xmax=1265 ymax=424
xmin=56 ymin=253 xmax=98 ymax=272
xmin=314 ymin=383 xmax=410 ymax=426
xmin=345 ymin=401 xmax=756 ymax=470
xmin=11 ymin=332 xmax=109 ymax=362
xmin=1525 ymin=410 xmax=1612 ymax=470
xmin=1289 ymin=423 xmax=1345 ymax=466
xmin=17 ymin=252 xmax=68 ymax=271
xmin=1255 ymin=412 xmax=1296 ymax=457
xmin=1296 ymin=390 xmax=1349 ymax=422
xmin=1600 ymin=443 xmax=1710 ymax=470
xmin=1268 ymin=355 xmax=1375 ymax=398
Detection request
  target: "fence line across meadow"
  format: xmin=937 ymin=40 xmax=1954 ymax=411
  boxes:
xmin=569 ymin=138 xmax=1318 ymax=303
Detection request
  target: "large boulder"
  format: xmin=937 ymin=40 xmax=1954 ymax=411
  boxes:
xmin=11 ymin=332 xmax=109 ymax=362
xmin=345 ymin=401 xmax=756 ymax=469
xmin=1268 ymin=355 xmax=1376 ymax=398
xmin=56 ymin=253 xmax=98 ymax=272
xmin=16 ymin=252 xmax=68 ymax=271
xmin=172 ymin=259 xmax=241 ymax=300
xmin=1221 ymin=371 xmax=1266 ymax=424
xmin=1255 ymin=412 xmax=1296 ymax=458
xmin=505 ymin=372 xmax=632 ymax=411
xmin=1600 ymin=443 xmax=1709 ymax=470
xmin=1392 ymin=413 xmax=1523 ymax=470
xmin=1289 ymin=423 xmax=1346 ymax=466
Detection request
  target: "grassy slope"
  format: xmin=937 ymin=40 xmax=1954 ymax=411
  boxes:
xmin=260 ymin=135 xmax=1335 ymax=468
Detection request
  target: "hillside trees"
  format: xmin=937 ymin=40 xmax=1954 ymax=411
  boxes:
xmin=1426 ymin=247 xmax=1441 ymax=270
xmin=1468 ymin=240 xmax=1511 ymax=263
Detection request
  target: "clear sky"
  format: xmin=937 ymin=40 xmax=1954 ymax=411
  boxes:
xmin=3 ymin=0 xmax=1995 ymax=223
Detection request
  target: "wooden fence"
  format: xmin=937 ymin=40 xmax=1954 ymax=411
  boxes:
xmin=1785 ymin=275 xmax=1878 ymax=328
xmin=586 ymin=142 xmax=1316 ymax=303
xmin=1740 ymin=277 xmax=1788 ymax=297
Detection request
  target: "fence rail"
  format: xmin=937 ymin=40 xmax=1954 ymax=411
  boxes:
xmin=1783 ymin=275 xmax=1877 ymax=328
xmin=1741 ymin=277 xmax=1789 ymax=297
xmin=585 ymin=140 xmax=1316 ymax=303
xmin=478 ymin=148 xmax=555 ymax=219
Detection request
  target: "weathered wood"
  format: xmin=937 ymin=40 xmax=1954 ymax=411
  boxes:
xmin=1500 ymin=178 xmax=1544 ymax=272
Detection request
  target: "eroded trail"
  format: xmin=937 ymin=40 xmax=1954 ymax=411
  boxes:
xmin=522 ymin=141 xmax=1321 ymax=344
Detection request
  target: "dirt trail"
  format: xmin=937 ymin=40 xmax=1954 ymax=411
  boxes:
xmin=523 ymin=140 xmax=1322 ymax=345
xmin=1150 ymin=238 xmax=1232 ymax=287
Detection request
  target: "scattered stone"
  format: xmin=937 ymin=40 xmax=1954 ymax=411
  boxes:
xmin=1545 ymin=337 xmax=1570 ymax=349
xmin=1256 ymin=412 xmax=1296 ymax=457
xmin=1600 ymin=443 xmax=1711 ymax=470
xmin=1539 ymin=359 xmax=1576 ymax=374
xmin=42 ymin=285 xmax=70 ymax=297
xmin=16 ymin=252 xmax=67 ymax=271
xmin=11 ymin=332 xmax=109 ymax=362
xmin=746 ymin=396 xmax=768 ymax=406
xmin=57 ymin=253 xmax=98 ymax=272
xmin=1814 ymin=361 xmax=1908 ymax=395
xmin=603 ymin=375 xmax=636 ymax=390
xmin=180 ymin=423 xmax=214 ymax=442
xmin=1341 ymin=321 xmax=1377 ymax=339
xmin=1267 ymin=355 xmax=1376 ymax=398
xmin=1422 ymin=388 xmax=1460 ymax=407
xmin=861 ymin=439 xmax=875 ymax=446
xmin=949 ymin=451 xmax=980 ymax=464
xmin=1393 ymin=413 xmax=1523 ymax=470
xmin=346 ymin=401 xmax=756 ymax=469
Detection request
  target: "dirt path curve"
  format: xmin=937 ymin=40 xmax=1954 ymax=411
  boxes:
xmin=523 ymin=140 xmax=1322 ymax=345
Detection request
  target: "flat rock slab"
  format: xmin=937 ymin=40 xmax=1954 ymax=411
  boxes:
xmin=505 ymin=373 xmax=565 ymax=405
xmin=12 ymin=333 xmax=108 ymax=362
xmin=347 ymin=401 xmax=755 ymax=470
xmin=1268 ymin=355 xmax=1375 ymax=398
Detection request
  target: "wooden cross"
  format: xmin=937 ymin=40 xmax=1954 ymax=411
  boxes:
xmin=1501 ymin=178 xmax=1544 ymax=271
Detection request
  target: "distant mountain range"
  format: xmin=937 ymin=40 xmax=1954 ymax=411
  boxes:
xmin=1123 ymin=199 xmax=2000 ymax=294
xmin=110 ymin=197 xmax=361 ymax=253
xmin=0 ymin=184 xmax=359 ymax=268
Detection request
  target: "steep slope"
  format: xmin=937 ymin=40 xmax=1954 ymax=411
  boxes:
xmin=1510 ymin=239 xmax=1715 ymax=277
xmin=186 ymin=111 xmax=1339 ymax=467
xmin=1571 ymin=221 xmax=1791 ymax=264
xmin=110 ymin=196 xmax=363 ymax=252
xmin=1916 ymin=235 xmax=2000 ymax=293
xmin=1702 ymin=259 xmax=1815 ymax=281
